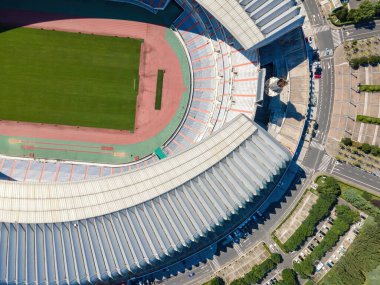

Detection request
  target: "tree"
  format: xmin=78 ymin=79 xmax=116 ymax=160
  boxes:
xmin=335 ymin=205 xmax=360 ymax=224
xmin=203 ymin=277 xmax=225 ymax=285
xmin=341 ymin=137 xmax=352 ymax=146
xmin=278 ymin=268 xmax=299 ymax=285
xmin=375 ymin=1 xmax=380 ymax=17
xmin=348 ymin=0 xmax=376 ymax=23
xmin=360 ymin=143 xmax=372 ymax=154
xmin=336 ymin=5 xmax=349 ymax=22
xmin=270 ymin=253 xmax=282 ymax=264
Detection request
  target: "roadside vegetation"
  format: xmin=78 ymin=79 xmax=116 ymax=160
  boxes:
xmin=202 ymin=276 xmax=224 ymax=285
xmin=343 ymin=38 xmax=380 ymax=69
xmin=356 ymin=114 xmax=380 ymax=125
xmin=341 ymin=188 xmax=380 ymax=217
xmin=309 ymin=177 xmax=380 ymax=284
xmin=359 ymin=84 xmax=380 ymax=92
xmin=282 ymin=178 xmax=340 ymax=253
xmin=276 ymin=269 xmax=299 ymax=285
xmin=319 ymin=216 xmax=380 ymax=285
xmin=293 ymin=205 xmax=359 ymax=278
xmin=230 ymin=253 xmax=282 ymax=285
xmin=330 ymin=0 xmax=380 ymax=26
xmin=336 ymin=138 xmax=380 ymax=173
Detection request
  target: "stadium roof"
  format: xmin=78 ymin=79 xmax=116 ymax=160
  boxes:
xmin=196 ymin=0 xmax=304 ymax=49
xmin=0 ymin=115 xmax=291 ymax=284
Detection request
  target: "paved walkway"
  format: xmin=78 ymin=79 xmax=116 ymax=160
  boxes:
xmin=327 ymin=45 xmax=380 ymax=156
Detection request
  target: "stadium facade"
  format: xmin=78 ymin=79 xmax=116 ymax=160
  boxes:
xmin=0 ymin=115 xmax=292 ymax=284
xmin=0 ymin=0 xmax=305 ymax=284
xmin=196 ymin=0 xmax=304 ymax=49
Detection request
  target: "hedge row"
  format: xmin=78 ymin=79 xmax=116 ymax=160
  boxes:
xmin=357 ymin=115 xmax=380 ymax=125
xmin=341 ymin=137 xmax=380 ymax=157
xmin=349 ymin=55 xmax=380 ymax=69
xmin=359 ymin=84 xmax=380 ymax=92
xmin=282 ymin=178 xmax=341 ymax=252
xmin=359 ymin=142 xmax=380 ymax=156
xmin=293 ymin=205 xmax=359 ymax=278
xmin=230 ymin=253 xmax=282 ymax=285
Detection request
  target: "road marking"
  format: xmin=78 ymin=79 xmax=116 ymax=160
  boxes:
xmin=331 ymin=29 xmax=343 ymax=47
xmin=318 ymin=154 xmax=332 ymax=172
xmin=210 ymin=258 xmax=221 ymax=270
xmin=311 ymin=140 xmax=325 ymax=151
xmin=333 ymin=169 xmax=380 ymax=192
xmin=233 ymin=243 xmax=244 ymax=257
xmin=313 ymin=25 xmax=330 ymax=33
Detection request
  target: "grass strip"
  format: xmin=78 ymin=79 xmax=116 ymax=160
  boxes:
xmin=359 ymin=84 xmax=380 ymax=92
xmin=155 ymin=69 xmax=165 ymax=110
xmin=356 ymin=115 xmax=380 ymax=125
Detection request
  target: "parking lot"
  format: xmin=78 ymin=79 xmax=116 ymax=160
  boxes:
xmin=215 ymin=242 xmax=270 ymax=284
xmin=327 ymin=45 xmax=380 ymax=155
xmin=274 ymin=191 xmax=319 ymax=244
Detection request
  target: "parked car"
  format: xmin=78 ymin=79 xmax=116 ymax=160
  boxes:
xmin=314 ymin=65 xmax=322 ymax=79
xmin=312 ymin=49 xmax=320 ymax=61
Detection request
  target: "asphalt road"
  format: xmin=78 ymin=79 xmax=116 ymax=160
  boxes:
xmin=303 ymin=0 xmax=327 ymax=27
xmin=342 ymin=20 xmax=380 ymax=41
xmin=302 ymin=0 xmax=335 ymax=172
xmin=328 ymin=162 xmax=380 ymax=194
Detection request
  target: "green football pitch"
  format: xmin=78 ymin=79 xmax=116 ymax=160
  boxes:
xmin=0 ymin=27 xmax=142 ymax=130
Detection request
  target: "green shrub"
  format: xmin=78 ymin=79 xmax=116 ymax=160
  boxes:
xmin=320 ymin=217 xmax=380 ymax=285
xmin=359 ymin=143 xmax=372 ymax=154
xmin=294 ymin=206 xmax=358 ymax=278
xmin=341 ymin=188 xmax=380 ymax=218
xmin=359 ymin=85 xmax=380 ymax=92
xmin=335 ymin=5 xmax=349 ymax=22
xmin=348 ymin=0 xmax=376 ymax=23
xmin=203 ymin=277 xmax=224 ymax=285
xmin=230 ymin=253 xmax=281 ymax=285
xmin=341 ymin=137 xmax=352 ymax=146
xmin=277 ymin=269 xmax=299 ymax=285
xmin=283 ymin=178 xmax=340 ymax=252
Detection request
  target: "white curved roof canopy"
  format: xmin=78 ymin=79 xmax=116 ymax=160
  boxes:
xmin=196 ymin=0 xmax=304 ymax=49
xmin=0 ymin=115 xmax=290 ymax=224
xmin=0 ymin=115 xmax=292 ymax=284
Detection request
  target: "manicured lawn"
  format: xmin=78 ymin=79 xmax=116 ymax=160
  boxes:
xmin=155 ymin=69 xmax=165 ymax=110
xmin=0 ymin=26 xmax=142 ymax=130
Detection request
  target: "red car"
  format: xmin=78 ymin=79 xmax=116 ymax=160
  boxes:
xmin=314 ymin=66 xmax=322 ymax=79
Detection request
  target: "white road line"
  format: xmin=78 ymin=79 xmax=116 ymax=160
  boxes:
xmin=318 ymin=154 xmax=331 ymax=172
xmin=333 ymin=170 xmax=380 ymax=192
xmin=311 ymin=140 xmax=325 ymax=151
